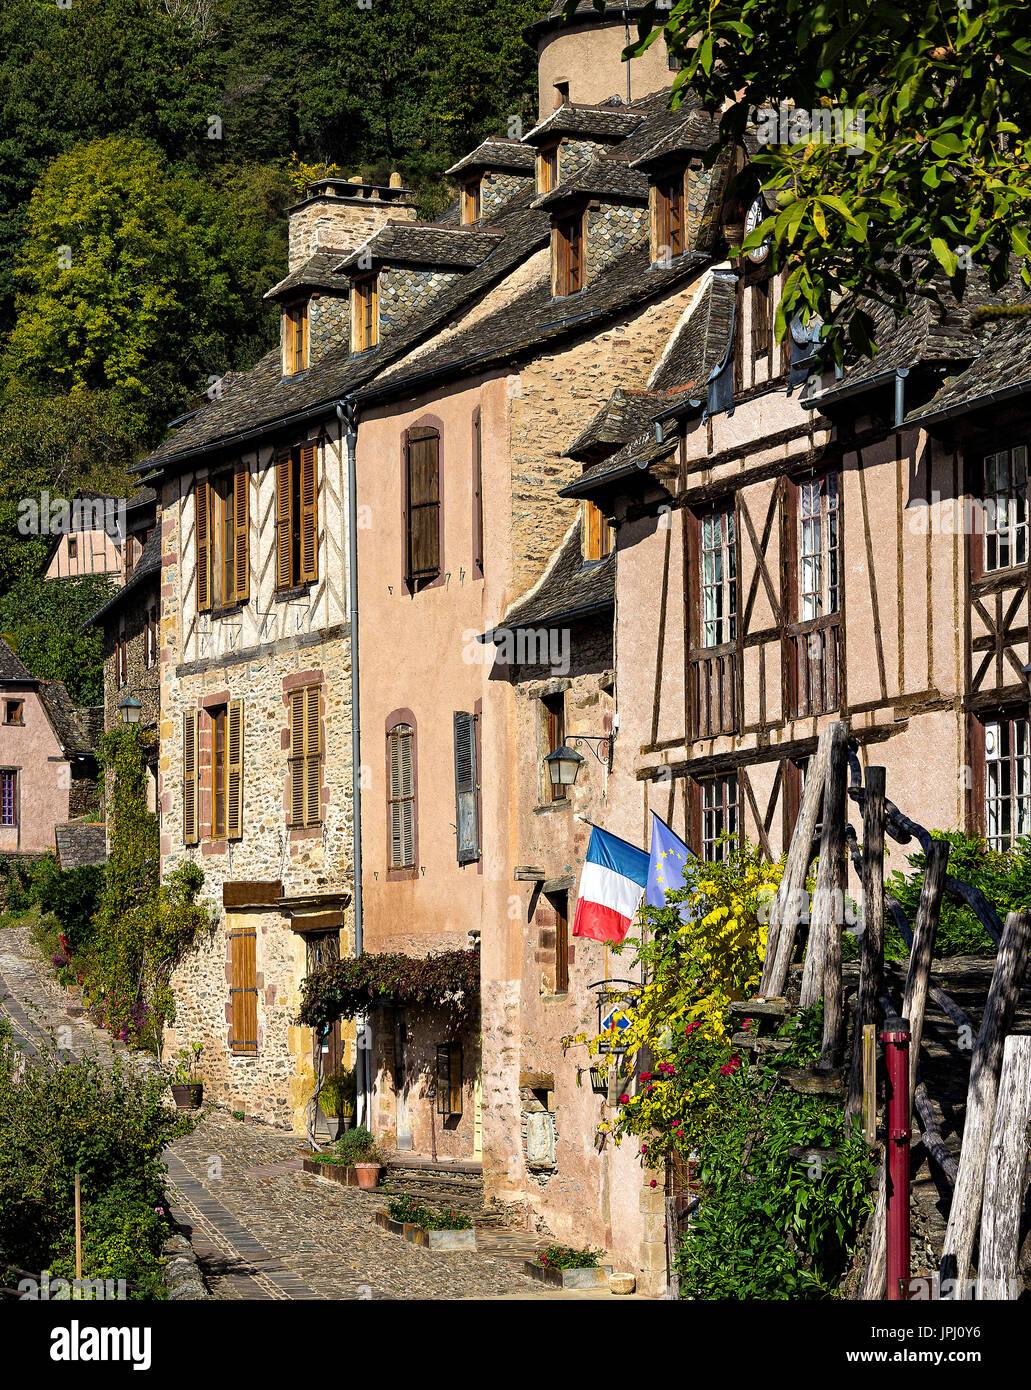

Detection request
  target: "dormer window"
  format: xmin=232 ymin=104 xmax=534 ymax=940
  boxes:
xmin=283 ymin=300 xmax=309 ymax=375
xmin=554 ymin=213 xmax=584 ymax=297
xmin=352 ymin=273 xmax=379 ymax=352
xmin=653 ymin=172 xmax=686 ymax=264
xmin=538 ymin=142 xmax=560 ymax=195
xmin=582 ymin=501 xmax=613 ymax=561
xmin=461 ymin=177 xmax=482 ymax=225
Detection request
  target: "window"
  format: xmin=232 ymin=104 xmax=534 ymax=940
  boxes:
xmin=554 ymin=213 xmax=584 ymax=297
xmin=144 ymin=606 xmax=159 ymax=669
xmin=548 ymin=889 xmax=569 ymax=993
xmin=538 ymin=142 xmax=560 ymax=195
xmin=700 ymin=509 xmax=736 ymax=647
xmin=542 ymin=691 xmax=566 ymax=802
xmin=798 ymin=474 xmax=840 ymax=621
xmin=751 ymin=279 xmax=772 ymax=363
xmin=387 ymin=722 xmax=416 ymax=869
xmin=195 ymin=463 xmax=250 ymax=611
xmin=289 ymin=685 xmax=321 ymax=828
xmin=284 ymin=300 xmax=309 ymax=375
xmin=405 ymin=427 xmax=441 ymax=586
xmin=4 ymin=701 xmax=23 ymax=726
xmin=183 ymin=709 xmax=199 ymax=845
xmin=68 ymin=536 xmax=78 ymax=562
xmin=461 ymin=177 xmax=481 ymax=225
xmin=653 ymin=172 xmax=686 ymax=263
xmin=1 ymin=770 xmax=17 ymax=827
xmin=982 ymin=447 xmax=1028 ymax=572
xmin=553 ymin=81 xmax=569 ymax=108
xmin=116 ymin=619 xmax=128 ymax=689
xmin=582 ymin=500 xmax=614 ymax=561
xmin=275 ymin=444 xmax=318 ymax=591
xmin=473 ymin=409 xmax=484 ymax=576
xmin=699 ymin=775 xmax=739 ymax=861
xmin=453 ymin=711 xmax=480 ymax=864
xmin=352 ymin=274 xmax=379 ymax=352
xmin=982 ymin=715 xmax=1031 ymax=851
xmin=436 ymin=1043 xmax=463 ymax=1116
xmin=212 ymin=706 xmax=227 ymax=840
xmin=229 ymin=923 xmax=258 ymax=1055
xmin=208 ymin=703 xmax=244 ymax=841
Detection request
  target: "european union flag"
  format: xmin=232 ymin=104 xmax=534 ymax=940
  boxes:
xmin=645 ymin=812 xmax=697 ymax=910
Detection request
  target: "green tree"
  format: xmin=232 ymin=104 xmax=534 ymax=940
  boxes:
xmin=0 ymin=571 xmax=114 ymax=706
xmin=627 ymin=0 xmax=1031 ymax=360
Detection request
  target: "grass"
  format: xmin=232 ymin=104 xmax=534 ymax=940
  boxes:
xmin=0 ymin=904 xmax=41 ymax=930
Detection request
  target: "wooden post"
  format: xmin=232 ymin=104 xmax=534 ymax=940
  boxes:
xmin=761 ymin=726 xmax=832 ymax=997
xmin=74 ymin=1169 xmax=82 ymax=1286
xmin=975 ymin=1035 xmax=1031 ymax=1300
xmin=818 ymin=725 xmax=849 ymax=1068
xmin=939 ymin=909 xmax=1031 ymax=1299
xmin=862 ymin=1024 xmax=877 ymax=1145
xmin=846 ymin=768 xmax=885 ymax=1122
xmin=801 ymin=723 xmax=848 ymax=1008
xmin=900 ymin=839 xmax=950 ymax=1104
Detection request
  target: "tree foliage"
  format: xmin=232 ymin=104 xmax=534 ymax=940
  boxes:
xmin=625 ymin=0 xmax=1031 ymax=361
xmin=0 ymin=570 xmax=114 ymax=706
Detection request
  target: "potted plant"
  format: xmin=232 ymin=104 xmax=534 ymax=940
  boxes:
xmin=335 ymin=1124 xmax=382 ymax=1187
xmin=314 ymin=1065 xmax=355 ymax=1141
xmin=169 ymin=1043 xmax=204 ymax=1109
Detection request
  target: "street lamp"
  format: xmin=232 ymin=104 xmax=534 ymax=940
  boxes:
xmin=544 ymin=744 xmax=584 ymax=790
xmin=118 ymin=696 xmax=143 ymax=725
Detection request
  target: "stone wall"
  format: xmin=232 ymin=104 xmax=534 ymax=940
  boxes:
xmin=585 ymin=200 xmax=647 ymax=282
xmin=101 ymin=581 xmax=160 ymax=734
xmin=308 ymin=291 xmax=350 ymax=364
xmin=379 ymin=267 xmax=462 ymax=337
xmin=288 ymin=191 xmax=416 ymax=271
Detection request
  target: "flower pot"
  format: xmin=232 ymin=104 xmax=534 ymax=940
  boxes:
xmin=171 ymin=1083 xmax=203 ymax=1110
xmin=353 ymin=1162 xmax=381 ymax=1189
xmin=340 ymin=1110 xmax=355 ymax=1131
xmin=320 ymin=1114 xmax=342 ymax=1141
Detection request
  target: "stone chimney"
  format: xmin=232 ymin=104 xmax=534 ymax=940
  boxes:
xmin=288 ymin=174 xmax=417 ymax=271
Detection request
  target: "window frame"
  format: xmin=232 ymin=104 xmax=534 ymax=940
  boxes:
xmin=461 ymin=176 xmax=482 ymax=225
xmin=972 ymin=711 xmax=1031 ymax=851
xmin=283 ymin=299 xmax=309 ymax=376
xmin=652 ymin=170 xmax=686 ymax=264
xmin=691 ymin=773 xmax=740 ymax=863
xmin=979 ymin=446 xmax=1028 ymax=576
xmin=582 ymin=500 xmax=614 ymax=562
xmin=4 ymin=700 xmax=24 ymax=727
xmin=195 ymin=463 xmax=250 ymax=612
xmin=275 ymin=444 xmax=317 ymax=592
xmin=538 ymin=141 xmax=561 ymax=195
xmin=0 ymin=769 xmax=18 ymax=827
xmin=352 ymin=273 xmax=379 ymax=352
xmin=288 ymin=684 xmax=322 ymax=830
xmin=386 ymin=716 xmax=417 ymax=875
xmin=436 ymin=1042 xmax=463 ymax=1117
xmin=404 ymin=425 xmax=442 ymax=590
xmin=541 ymin=690 xmax=567 ymax=804
xmin=784 ymin=471 xmax=843 ymax=720
xmin=554 ymin=211 xmax=585 ymax=297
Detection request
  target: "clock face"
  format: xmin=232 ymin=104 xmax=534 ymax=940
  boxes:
xmin=744 ymin=194 xmax=770 ymax=262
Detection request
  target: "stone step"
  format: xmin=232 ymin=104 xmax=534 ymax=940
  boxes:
xmin=381 ymin=1180 xmax=485 ymax=1214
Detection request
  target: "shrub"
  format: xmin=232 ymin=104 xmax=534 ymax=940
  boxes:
xmin=386 ymin=1194 xmax=430 ymax=1225
xmin=537 ymin=1245 xmax=601 ymax=1270
xmin=423 ymin=1208 xmax=473 ymax=1231
xmin=44 ymin=864 xmax=103 ymax=955
xmin=334 ymin=1126 xmax=379 ymax=1166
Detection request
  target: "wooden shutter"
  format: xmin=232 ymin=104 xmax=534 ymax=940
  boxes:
xmin=227 ymin=698 xmax=244 ymax=840
xmin=183 ymin=710 xmax=199 ymax=845
xmin=299 ymin=442 xmax=318 ymax=584
xmin=232 ymin=463 xmax=249 ymax=603
xmin=229 ymin=925 xmax=258 ymax=1054
xmin=388 ymin=724 xmax=415 ymax=868
xmin=304 ymin=684 xmax=321 ymax=827
xmin=473 ymin=411 xmax=484 ymax=575
xmin=275 ymin=450 xmax=293 ymax=589
xmin=554 ymin=891 xmax=569 ymax=993
xmin=289 ymin=689 xmax=305 ymax=826
xmin=437 ymin=1044 xmax=463 ymax=1116
xmin=195 ymin=478 xmax=210 ymax=612
xmin=453 ymin=711 xmax=480 ymax=864
xmin=406 ymin=428 xmax=440 ymax=582
xmin=555 ymin=223 xmax=570 ymax=296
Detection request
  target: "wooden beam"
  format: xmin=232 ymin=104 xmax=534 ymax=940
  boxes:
xmin=846 ymin=767 xmax=886 ymax=1122
xmin=818 ymin=724 xmax=849 ymax=1068
xmin=939 ymin=909 xmax=1031 ymax=1299
xmin=901 ymin=839 xmax=950 ymax=1104
xmin=862 ymin=1024 xmax=877 ymax=1146
xmin=975 ymin=1035 xmax=1031 ymax=1300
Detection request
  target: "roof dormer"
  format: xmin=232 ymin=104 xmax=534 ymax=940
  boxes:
xmin=445 ymin=139 xmax=536 ymax=223
xmin=522 ymin=102 xmax=642 ymax=189
xmin=264 ymin=249 xmax=353 ymax=373
xmin=537 ymin=158 xmax=650 ymax=296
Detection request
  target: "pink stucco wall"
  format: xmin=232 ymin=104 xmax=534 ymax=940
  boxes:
xmin=0 ymin=685 xmax=71 ymax=856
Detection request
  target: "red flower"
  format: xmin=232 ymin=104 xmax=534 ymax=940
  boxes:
xmin=649 ymin=1180 xmax=657 ymax=1188
xmin=640 ymin=1072 xmax=652 ymax=1081
xmin=618 ymin=1093 xmax=629 ymax=1104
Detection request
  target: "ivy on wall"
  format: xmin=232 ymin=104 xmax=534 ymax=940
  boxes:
xmin=298 ymin=946 xmax=479 ymax=1034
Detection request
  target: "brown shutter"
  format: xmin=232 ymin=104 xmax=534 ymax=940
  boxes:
xmin=304 ymin=684 xmax=321 ymax=827
xmin=183 ymin=710 xmax=199 ymax=845
xmin=233 ymin=463 xmax=249 ymax=603
xmin=299 ymin=442 xmax=318 ymax=584
xmin=555 ymin=223 xmax=570 ymax=296
xmin=389 ymin=724 xmax=415 ymax=868
xmin=289 ymin=688 xmax=305 ymax=826
xmin=230 ymin=925 xmax=258 ymax=1054
xmin=195 ymin=478 xmax=210 ymax=612
xmin=473 ymin=410 xmax=484 ymax=575
xmin=276 ymin=450 xmax=293 ymax=590
xmin=227 ymin=698 xmax=244 ymax=840
xmin=406 ymin=429 xmax=440 ymax=582
xmin=453 ymin=711 xmax=479 ymax=864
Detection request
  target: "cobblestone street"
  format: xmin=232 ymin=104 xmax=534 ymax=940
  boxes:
xmin=0 ymin=923 xmax=550 ymax=1302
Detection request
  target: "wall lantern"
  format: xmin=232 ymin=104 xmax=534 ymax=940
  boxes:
xmin=545 ymin=744 xmax=584 ymax=789
xmin=118 ymin=696 xmax=143 ymax=725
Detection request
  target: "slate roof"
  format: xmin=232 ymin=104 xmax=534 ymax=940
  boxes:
xmin=78 ymin=706 xmax=106 ymax=749
xmin=650 ymin=269 xmax=736 ymax=391
xmin=38 ymin=682 xmax=95 ymax=757
xmin=0 ymin=637 xmax=33 ymax=682
xmin=522 ymin=103 xmax=644 ymax=146
xmin=264 ymin=249 xmax=353 ymax=302
xmin=566 ymin=387 xmax=668 ymax=459
xmin=559 ymin=425 xmax=679 ymax=500
xmin=524 ymin=1 xmax=652 ymax=41
xmin=629 ymin=106 xmax=722 ymax=168
xmin=55 ymin=823 xmax=107 ymax=870
xmin=499 ymin=515 xmax=614 ymax=630
xmin=533 ymin=158 xmax=651 ymax=208
xmin=446 ymin=139 xmax=537 ymax=176
xmin=334 ymin=223 xmax=502 ymax=272
xmin=86 ymin=527 xmax=161 ymax=628
xmin=905 ymin=307 xmax=1031 ymax=427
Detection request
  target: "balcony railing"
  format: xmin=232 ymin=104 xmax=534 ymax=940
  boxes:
xmin=690 ymin=647 xmax=737 ymax=739
xmin=787 ymin=617 xmax=840 ymax=719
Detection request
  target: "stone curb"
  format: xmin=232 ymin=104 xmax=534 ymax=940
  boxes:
xmin=161 ymin=1230 xmax=212 ymax=1300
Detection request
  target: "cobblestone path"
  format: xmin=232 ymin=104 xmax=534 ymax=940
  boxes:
xmin=0 ymin=924 xmax=542 ymax=1301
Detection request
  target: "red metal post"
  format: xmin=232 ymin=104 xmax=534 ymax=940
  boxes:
xmin=881 ymin=1017 xmax=911 ymax=1300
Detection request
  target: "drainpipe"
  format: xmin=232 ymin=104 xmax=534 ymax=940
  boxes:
xmin=337 ymin=396 xmax=369 ymax=1127
xmin=623 ymin=6 xmax=632 ymax=105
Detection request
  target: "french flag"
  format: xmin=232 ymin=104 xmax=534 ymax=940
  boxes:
xmin=572 ymin=825 xmax=650 ymax=943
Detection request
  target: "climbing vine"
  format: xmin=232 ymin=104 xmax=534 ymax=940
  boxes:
xmin=82 ymin=727 xmax=212 ymax=1053
xmin=298 ymin=946 xmax=479 ymax=1034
